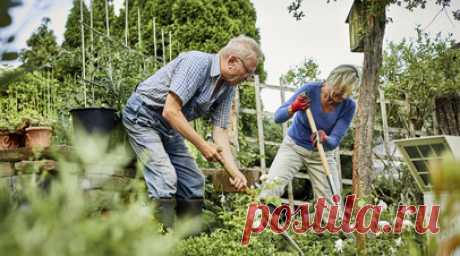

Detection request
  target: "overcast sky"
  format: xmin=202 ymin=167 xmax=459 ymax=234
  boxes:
xmin=3 ymin=0 xmax=459 ymax=111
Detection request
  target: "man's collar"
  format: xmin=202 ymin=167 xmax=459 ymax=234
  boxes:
xmin=210 ymin=54 xmax=221 ymax=78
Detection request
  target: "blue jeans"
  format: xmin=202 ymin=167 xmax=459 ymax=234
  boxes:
xmin=121 ymin=93 xmax=205 ymax=199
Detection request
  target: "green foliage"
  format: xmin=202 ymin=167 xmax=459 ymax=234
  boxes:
xmin=20 ymin=18 xmax=60 ymax=72
xmin=381 ymin=28 xmax=460 ymax=131
xmin=0 ymin=132 xmax=191 ymax=256
xmin=280 ymin=58 xmax=321 ymax=87
xmin=62 ymin=0 xmax=90 ymax=50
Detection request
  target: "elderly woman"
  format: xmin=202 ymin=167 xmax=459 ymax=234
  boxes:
xmin=259 ymin=65 xmax=360 ymax=205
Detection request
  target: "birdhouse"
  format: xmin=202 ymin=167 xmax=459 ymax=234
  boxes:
xmin=345 ymin=0 xmax=365 ymax=52
xmin=394 ymin=136 xmax=460 ymax=192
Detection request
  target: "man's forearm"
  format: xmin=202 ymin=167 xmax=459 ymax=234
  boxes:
xmin=213 ymin=127 xmax=239 ymax=174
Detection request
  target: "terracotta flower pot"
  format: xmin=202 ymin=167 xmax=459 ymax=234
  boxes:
xmin=25 ymin=127 xmax=53 ymax=150
xmin=0 ymin=132 xmax=10 ymax=150
xmin=0 ymin=132 xmax=22 ymax=150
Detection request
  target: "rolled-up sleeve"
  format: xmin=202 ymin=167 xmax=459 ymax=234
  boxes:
xmin=211 ymin=88 xmax=236 ymax=129
xmin=169 ymin=54 xmax=207 ymax=106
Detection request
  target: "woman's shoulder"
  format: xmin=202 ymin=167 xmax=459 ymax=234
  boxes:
xmin=342 ymin=97 xmax=356 ymax=112
xmin=298 ymin=81 xmax=323 ymax=94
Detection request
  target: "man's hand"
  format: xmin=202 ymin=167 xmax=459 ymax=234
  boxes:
xmin=290 ymin=94 xmax=311 ymax=113
xmin=199 ymin=142 xmax=224 ymax=162
xmin=311 ymin=130 xmax=328 ymax=147
xmin=229 ymin=171 xmax=248 ymax=191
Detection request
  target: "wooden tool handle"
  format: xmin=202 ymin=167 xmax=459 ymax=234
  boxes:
xmin=305 ymin=109 xmax=332 ymax=176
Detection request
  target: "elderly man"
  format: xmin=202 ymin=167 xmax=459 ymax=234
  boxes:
xmin=122 ymin=35 xmax=264 ymax=229
xmin=259 ymin=65 xmax=360 ymax=208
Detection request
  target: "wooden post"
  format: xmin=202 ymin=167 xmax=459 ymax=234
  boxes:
xmin=351 ymin=2 xmax=387 ymax=253
xmin=229 ymin=88 xmax=240 ymax=167
xmin=280 ymin=78 xmax=294 ymax=210
xmin=404 ymin=93 xmax=415 ymax=137
xmin=124 ymin=0 xmax=128 ymax=47
xmin=379 ymin=88 xmax=391 ymax=156
xmin=79 ymin=0 xmax=86 ymax=107
xmin=153 ymin=17 xmax=157 ymax=70
xmin=254 ymin=76 xmax=266 ymax=173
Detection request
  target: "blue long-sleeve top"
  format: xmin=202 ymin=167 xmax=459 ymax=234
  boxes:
xmin=274 ymin=81 xmax=356 ymax=151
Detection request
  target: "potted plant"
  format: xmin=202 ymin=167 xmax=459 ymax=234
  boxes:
xmin=0 ymin=119 xmax=13 ymax=150
xmin=0 ymin=116 xmax=27 ymax=150
xmin=22 ymin=110 xmax=54 ymax=150
xmin=70 ymin=78 xmax=122 ymax=136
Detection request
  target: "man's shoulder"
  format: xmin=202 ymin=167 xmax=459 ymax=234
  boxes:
xmin=180 ymin=51 xmax=214 ymax=61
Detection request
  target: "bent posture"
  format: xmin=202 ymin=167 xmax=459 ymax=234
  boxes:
xmin=259 ymin=65 xmax=360 ymax=206
xmin=122 ymin=35 xmax=264 ymax=229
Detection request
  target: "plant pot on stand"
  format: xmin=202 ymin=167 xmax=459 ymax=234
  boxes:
xmin=25 ymin=126 xmax=53 ymax=150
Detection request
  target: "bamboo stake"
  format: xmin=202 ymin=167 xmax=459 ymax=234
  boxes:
xmin=169 ymin=31 xmax=172 ymax=62
xmin=90 ymin=0 xmax=94 ymax=53
xmin=104 ymin=0 xmax=110 ymax=37
xmin=80 ymin=0 xmax=86 ymax=107
xmin=125 ymin=0 xmax=128 ymax=47
xmin=153 ymin=17 xmax=157 ymax=70
xmin=137 ymin=7 xmax=142 ymax=48
xmin=161 ymin=28 xmax=165 ymax=66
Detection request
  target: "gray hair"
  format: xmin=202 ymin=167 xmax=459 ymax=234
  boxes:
xmin=326 ymin=64 xmax=361 ymax=97
xmin=219 ymin=35 xmax=264 ymax=63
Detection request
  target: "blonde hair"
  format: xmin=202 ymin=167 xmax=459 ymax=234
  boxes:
xmin=219 ymin=35 xmax=264 ymax=63
xmin=326 ymin=64 xmax=360 ymax=97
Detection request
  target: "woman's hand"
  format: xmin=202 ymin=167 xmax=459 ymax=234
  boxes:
xmin=311 ymin=130 xmax=328 ymax=147
xmin=290 ymin=94 xmax=311 ymax=112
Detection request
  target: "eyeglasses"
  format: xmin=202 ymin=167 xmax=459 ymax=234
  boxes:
xmin=237 ymin=57 xmax=256 ymax=79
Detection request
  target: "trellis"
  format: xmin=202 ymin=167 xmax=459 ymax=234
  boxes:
xmin=78 ymin=0 xmax=174 ymax=107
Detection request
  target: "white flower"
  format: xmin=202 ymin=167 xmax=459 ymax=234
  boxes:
xmin=335 ymin=239 xmax=344 ymax=253
xmin=219 ymin=194 xmax=226 ymax=204
xmin=390 ymin=247 xmax=397 ymax=255
xmin=395 ymin=237 xmax=403 ymax=247
xmin=80 ymin=178 xmax=91 ymax=190
xmin=377 ymin=200 xmax=388 ymax=211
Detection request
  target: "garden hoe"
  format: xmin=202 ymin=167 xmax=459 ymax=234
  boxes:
xmin=302 ymin=93 xmax=338 ymax=196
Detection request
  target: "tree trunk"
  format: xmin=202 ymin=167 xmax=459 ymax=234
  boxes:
xmin=435 ymin=94 xmax=460 ymax=136
xmin=352 ymin=1 xmax=387 ymax=253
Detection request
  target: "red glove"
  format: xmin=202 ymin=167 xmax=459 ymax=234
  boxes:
xmin=290 ymin=94 xmax=310 ymax=112
xmin=311 ymin=130 xmax=328 ymax=147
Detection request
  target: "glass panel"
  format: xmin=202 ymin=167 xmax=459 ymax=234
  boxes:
xmin=431 ymin=143 xmax=447 ymax=156
xmin=418 ymin=145 xmax=434 ymax=158
xmin=412 ymin=160 xmax=428 ymax=173
xmin=405 ymin=146 xmax=420 ymax=158
xmin=419 ymin=174 xmax=430 ymax=186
